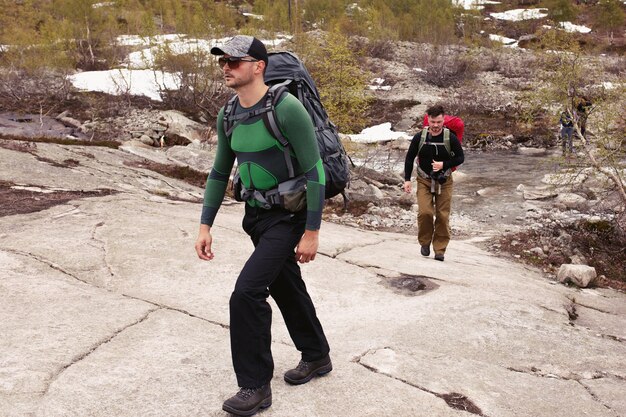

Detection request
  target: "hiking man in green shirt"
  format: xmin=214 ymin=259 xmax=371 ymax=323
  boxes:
xmin=194 ymin=36 xmax=331 ymax=416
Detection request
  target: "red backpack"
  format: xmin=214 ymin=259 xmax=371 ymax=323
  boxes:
xmin=422 ymin=114 xmax=464 ymax=142
xmin=422 ymin=114 xmax=464 ymax=171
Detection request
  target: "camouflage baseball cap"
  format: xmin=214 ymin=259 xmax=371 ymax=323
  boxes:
xmin=210 ymin=35 xmax=268 ymax=66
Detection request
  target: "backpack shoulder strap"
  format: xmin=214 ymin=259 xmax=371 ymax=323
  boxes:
xmin=261 ymin=82 xmax=295 ymax=178
xmin=222 ymin=94 xmax=273 ymax=140
xmin=222 ymin=94 xmax=239 ymax=140
xmin=443 ymin=128 xmax=455 ymax=157
xmin=418 ymin=127 xmax=429 ymax=154
xmin=262 ymin=82 xmax=290 ymax=147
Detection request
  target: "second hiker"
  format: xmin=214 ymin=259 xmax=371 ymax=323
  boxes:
xmin=403 ymin=105 xmax=465 ymax=262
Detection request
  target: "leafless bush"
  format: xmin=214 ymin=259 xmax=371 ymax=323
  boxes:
xmin=501 ymin=20 xmax=543 ymax=40
xmin=0 ymin=69 xmax=73 ymax=114
xmin=440 ymin=86 xmax=521 ymax=117
xmin=414 ymin=48 xmax=478 ymax=88
xmin=497 ymin=51 xmax=538 ymax=80
xmin=603 ymin=57 xmax=626 ymax=76
xmin=364 ymin=39 xmax=395 ymax=60
xmin=152 ymin=46 xmax=230 ymax=123
xmin=476 ymin=49 xmax=501 ymax=72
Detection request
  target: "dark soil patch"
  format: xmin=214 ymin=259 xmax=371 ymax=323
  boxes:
xmin=146 ymin=189 xmax=202 ymax=203
xmin=495 ymin=221 xmax=626 ymax=290
xmin=324 ymin=198 xmax=371 ymax=217
xmin=33 ymin=155 xmax=76 ymax=168
xmin=1 ymin=91 xmax=163 ymax=123
xmin=383 ymin=274 xmax=439 ymax=296
xmin=0 ymin=134 xmax=120 ymax=149
xmin=123 ymin=160 xmax=208 ymax=189
xmin=0 ymin=181 xmax=117 ymax=217
xmin=438 ymin=392 xmax=484 ymax=416
xmin=366 ymin=98 xmax=421 ymax=129
xmin=455 ymin=113 xmax=554 ymax=150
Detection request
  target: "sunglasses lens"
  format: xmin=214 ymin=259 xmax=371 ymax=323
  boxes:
xmin=218 ymin=57 xmax=241 ymax=69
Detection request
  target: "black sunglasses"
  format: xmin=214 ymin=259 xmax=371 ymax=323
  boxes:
xmin=218 ymin=56 xmax=259 ymax=69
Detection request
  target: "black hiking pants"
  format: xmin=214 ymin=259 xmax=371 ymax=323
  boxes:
xmin=230 ymin=205 xmax=330 ymax=388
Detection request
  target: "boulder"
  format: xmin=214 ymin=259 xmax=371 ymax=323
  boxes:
xmin=517 ymin=146 xmax=546 ymax=156
xmin=523 ymin=188 xmax=558 ymax=200
xmin=57 ymin=116 xmax=83 ymax=129
xmin=541 ymin=172 xmax=587 ymax=187
xmin=557 ymin=264 xmax=597 ymax=288
xmin=139 ymin=135 xmax=155 ymax=146
xmin=555 ymin=193 xmax=588 ymax=209
xmin=452 ymin=170 xmax=468 ymax=183
xmin=476 ymin=187 xmax=499 ymax=197
xmin=158 ymin=110 xmax=207 ymax=146
xmin=165 ymin=145 xmax=215 ymax=173
xmin=365 ymin=184 xmax=385 ymax=199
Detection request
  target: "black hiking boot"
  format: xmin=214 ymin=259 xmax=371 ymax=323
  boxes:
xmin=222 ymin=384 xmax=272 ymax=416
xmin=284 ymin=355 xmax=332 ymax=385
xmin=435 ymin=254 xmax=445 ymax=262
xmin=420 ymin=245 xmax=430 ymax=257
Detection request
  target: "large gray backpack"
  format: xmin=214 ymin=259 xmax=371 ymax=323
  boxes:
xmin=223 ymin=51 xmax=351 ymax=206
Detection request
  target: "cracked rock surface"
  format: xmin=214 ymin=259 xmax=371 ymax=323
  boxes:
xmin=1 ymin=142 xmax=625 ymax=417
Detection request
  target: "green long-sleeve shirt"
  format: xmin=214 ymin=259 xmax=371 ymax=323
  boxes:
xmin=201 ymin=92 xmax=325 ymax=230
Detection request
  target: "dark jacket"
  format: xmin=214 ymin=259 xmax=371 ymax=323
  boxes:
xmin=404 ymin=129 xmax=464 ymax=180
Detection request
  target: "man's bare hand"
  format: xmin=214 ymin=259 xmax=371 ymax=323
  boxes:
xmin=432 ymin=160 xmax=443 ymax=171
xmin=195 ymin=224 xmax=214 ymax=261
xmin=403 ymin=180 xmax=412 ymax=194
xmin=295 ymin=230 xmax=319 ymax=263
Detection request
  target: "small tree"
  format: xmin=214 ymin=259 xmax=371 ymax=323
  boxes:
xmin=305 ymin=29 xmax=371 ymax=134
xmin=538 ymin=31 xmax=626 ymax=232
xmin=302 ymin=0 xmax=348 ymax=30
xmin=546 ymin=0 xmax=577 ymax=23
xmin=251 ymin=0 xmax=292 ymax=32
xmin=594 ymin=0 xmax=625 ymax=45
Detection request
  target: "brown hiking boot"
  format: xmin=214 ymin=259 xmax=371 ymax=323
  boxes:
xmin=222 ymin=384 xmax=272 ymax=416
xmin=284 ymin=354 xmax=332 ymax=385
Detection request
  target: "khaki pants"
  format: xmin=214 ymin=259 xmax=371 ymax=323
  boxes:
xmin=416 ymin=175 xmax=454 ymax=255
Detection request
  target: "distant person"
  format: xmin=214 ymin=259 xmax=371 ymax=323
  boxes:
xmin=575 ymin=96 xmax=592 ymax=139
xmin=195 ymin=35 xmax=331 ymax=416
xmin=559 ymin=110 xmax=575 ymax=155
xmin=403 ymin=105 xmax=464 ymax=262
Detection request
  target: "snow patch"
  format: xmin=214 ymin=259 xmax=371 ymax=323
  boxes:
xmin=489 ymin=34 xmax=518 ymax=46
xmin=242 ymin=13 xmax=264 ymax=20
xmin=68 ymin=69 xmax=179 ymax=101
xmin=453 ymin=0 xmax=500 ymax=10
xmin=559 ymin=22 xmax=591 ymax=34
xmin=347 ymin=123 xmax=410 ymax=143
xmin=490 ymin=8 xmax=548 ymax=21
xmin=369 ymin=78 xmax=391 ymax=90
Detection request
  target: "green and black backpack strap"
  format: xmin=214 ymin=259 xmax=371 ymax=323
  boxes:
xmin=261 ymin=82 xmax=294 ymax=178
xmin=222 ymin=83 xmax=295 ymax=178
xmin=418 ymin=127 xmax=454 ymax=157
xmin=223 ymin=96 xmax=275 ymax=138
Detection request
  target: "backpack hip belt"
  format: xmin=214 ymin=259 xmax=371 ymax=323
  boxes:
xmin=235 ymin=174 xmax=307 ymax=212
